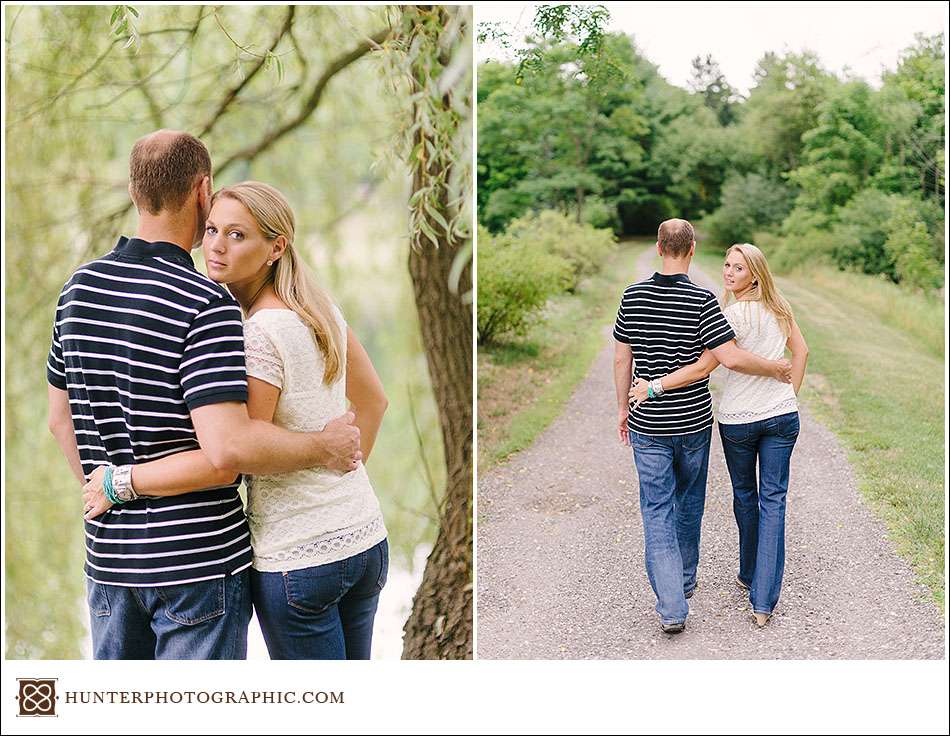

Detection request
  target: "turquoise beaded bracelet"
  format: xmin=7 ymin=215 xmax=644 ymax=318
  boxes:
xmin=102 ymin=466 xmax=120 ymax=505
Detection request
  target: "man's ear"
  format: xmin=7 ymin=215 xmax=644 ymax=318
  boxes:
xmin=656 ymin=242 xmax=662 ymax=257
xmin=197 ymin=175 xmax=211 ymax=208
xmin=689 ymin=240 xmax=696 ymax=258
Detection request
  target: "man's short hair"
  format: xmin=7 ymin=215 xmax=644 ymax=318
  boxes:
xmin=657 ymin=219 xmax=695 ymax=258
xmin=129 ymin=131 xmax=211 ymax=215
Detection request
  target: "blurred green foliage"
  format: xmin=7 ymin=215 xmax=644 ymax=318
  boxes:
xmin=478 ymin=26 xmax=945 ymax=292
xmin=4 ymin=5 xmax=444 ymax=658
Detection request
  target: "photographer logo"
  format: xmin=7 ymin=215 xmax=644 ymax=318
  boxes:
xmin=16 ymin=679 xmax=57 ymax=717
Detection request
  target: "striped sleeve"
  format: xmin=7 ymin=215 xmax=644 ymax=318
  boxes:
xmin=46 ymin=318 xmax=67 ymax=389
xmin=612 ymin=288 xmax=633 ymax=344
xmin=698 ymin=294 xmax=736 ymax=350
xmin=179 ymin=296 xmax=248 ymax=410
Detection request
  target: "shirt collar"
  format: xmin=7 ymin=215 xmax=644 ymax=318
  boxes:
xmin=652 ymin=271 xmax=691 ymax=286
xmin=112 ymin=236 xmax=196 ymax=268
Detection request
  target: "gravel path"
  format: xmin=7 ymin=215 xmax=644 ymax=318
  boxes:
xmin=476 ymin=246 xmax=944 ymax=659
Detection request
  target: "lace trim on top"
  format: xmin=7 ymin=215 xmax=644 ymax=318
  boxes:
xmin=718 ymin=396 xmax=798 ymax=423
xmin=254 ymin=515 xmax=385 ymax=565
xmin=243 ymin=319 xmax=283 ymax=389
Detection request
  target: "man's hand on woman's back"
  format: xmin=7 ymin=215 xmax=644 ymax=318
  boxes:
xmin=321 ymin=411 xmax=362 ymax=473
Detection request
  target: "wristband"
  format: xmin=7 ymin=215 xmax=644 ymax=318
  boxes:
xmin=102 ymin=466 xmax=120 ymax=505
xmin=647 ymin=384 xmax=655 ymax=400
xmin=112 ymin=464 xmax=138 ymax=503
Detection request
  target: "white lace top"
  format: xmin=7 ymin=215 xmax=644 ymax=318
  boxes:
xmin=716 ymin=300 xmax=798 ymax=425
xmin=242 ymin=307 xmax=387 ymax=572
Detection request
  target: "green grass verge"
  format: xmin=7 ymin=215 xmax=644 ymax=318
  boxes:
xmin=695 ymin=249 xmax=946 ymax=610
xmin=477 ymin=239 xmax=652 ymax=472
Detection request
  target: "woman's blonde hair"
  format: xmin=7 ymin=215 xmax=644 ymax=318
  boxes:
xmin=722 ymin=243 xmax=794 ymax=337
xmin=213 ymin=181 xmax=344 ymax=385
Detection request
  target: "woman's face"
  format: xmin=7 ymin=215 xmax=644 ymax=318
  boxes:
xmin=723 ymin=249 xmax=753 ymax=294
xmin=202 ymin=197 xmax=274 ymax=285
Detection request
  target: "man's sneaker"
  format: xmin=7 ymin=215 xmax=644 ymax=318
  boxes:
xmin=735 ymin=577 xmax=750 ymax=592
xmin=661 ymin=621 xmax=686 ymax=634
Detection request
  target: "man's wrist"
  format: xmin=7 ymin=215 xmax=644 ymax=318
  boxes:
xmin=310 ymin=430 xmax=331 ymax=466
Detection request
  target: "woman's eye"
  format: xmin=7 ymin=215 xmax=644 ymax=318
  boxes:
xmin=205 ymin=226 xmax=216 ymax=235
xmin=228 ymin=231 xmax=244 ymax=240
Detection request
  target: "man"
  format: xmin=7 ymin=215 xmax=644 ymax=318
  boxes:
xmin=46 ymin=130 xmax=361 ymax=659
xmin=612 ymin=218 xmax=791 ymax=634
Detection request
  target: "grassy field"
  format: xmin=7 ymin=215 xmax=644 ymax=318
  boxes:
xmin=695 ymin=249 xmax=946 ymax=609
xmin=477 ymin=238 xmax=650 ymax=471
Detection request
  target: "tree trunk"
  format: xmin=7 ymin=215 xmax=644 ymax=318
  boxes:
xmin=397 ymin=5 xmax=473 ymax=659
xmin=401 ymin=226 xmax=473 ymax=660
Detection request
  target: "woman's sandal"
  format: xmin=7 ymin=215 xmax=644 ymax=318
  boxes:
xmin=753 ymin=612 xmax=771 ymax=628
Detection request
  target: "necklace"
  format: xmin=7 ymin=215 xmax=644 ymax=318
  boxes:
xmin=244 ymin=275 xmax=274 ymax=315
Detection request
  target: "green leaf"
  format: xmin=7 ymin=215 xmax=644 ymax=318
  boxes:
xmin=423 ymin=200 xmax=451 ymax=234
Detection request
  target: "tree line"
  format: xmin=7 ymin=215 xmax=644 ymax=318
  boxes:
xmin=478 ymin=32 xmax=944 ymax=290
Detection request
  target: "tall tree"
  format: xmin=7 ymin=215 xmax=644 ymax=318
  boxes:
xmin=386 ymin=5 xmax=474 ymax=660
xmin=688 ymin=53 xmax=739 ymax=126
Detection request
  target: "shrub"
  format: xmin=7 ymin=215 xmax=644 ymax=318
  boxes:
xmin=759 ymin=229 xmax=836 ymax=273
xmin=504 ymin=210 xmax=616 ymax=291
xmin=581 ymin=195 xmax=620 ymax=232
xmin=704 ymin=173 xmax=795 ymax=248
xmin=482 ymin=187 xmax=533 ymax=233
xmin=476 ymin=226 xmax=571 ymax=344
xmin=827 ymin=190 xmax=942 ymax=281
xmin=884 ymin=210 xmax=944 ymax=290
xmin=769 ymin=189 xmax=943 ymax=288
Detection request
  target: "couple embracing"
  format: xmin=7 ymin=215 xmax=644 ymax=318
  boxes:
xmin=46 ymin=130 xmax=389 ymax=659
xmin=613 ymin=218 xmax=809 ymax=633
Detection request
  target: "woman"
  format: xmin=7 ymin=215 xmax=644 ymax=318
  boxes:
xmin=83 ymin=181 xmax=390 ymax=659
xmin=629 ymin=243 xmax=808 ymax=627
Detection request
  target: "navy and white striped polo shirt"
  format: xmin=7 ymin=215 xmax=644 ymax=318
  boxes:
xmin=613 ymin=272 xmax=736 ymax=436
xmin=46 ymin=236 xmax=253 ymax=587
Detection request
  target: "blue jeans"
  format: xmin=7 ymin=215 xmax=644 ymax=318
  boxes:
xmin=251 ymin=538 xmax=388 ymax=660
xmin=631 ymin=428 xmax=711 ymax=625
xmin=719 ymin=412 xmax=800 ymax=615
xmin=86 ymin=571 xmax=252 ymax=659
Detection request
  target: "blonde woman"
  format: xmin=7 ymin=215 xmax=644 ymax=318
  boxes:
xmin=83 ymin=181 xmax=390 ymax=659
xmin=630 ymin=244 xmax=808 ymax=627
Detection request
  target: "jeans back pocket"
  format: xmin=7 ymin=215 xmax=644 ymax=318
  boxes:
xmin=157 ymin=578 xmax=226 ymax=626
xmin=778 ymin=412 xmax=801 ymax=439
xmin=375 ymin=539 xmax=389 ymax=593
xmin=87 ymin=579 xmax=111 ymax=618
xmin=283 ymin=563 xmax=346 ymax=615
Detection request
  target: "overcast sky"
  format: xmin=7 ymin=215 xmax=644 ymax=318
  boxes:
xmin=476 ymin=1 xmax=948 ymax=95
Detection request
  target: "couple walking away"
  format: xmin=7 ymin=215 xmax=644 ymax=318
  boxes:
xmin=614 ymin=219 xmax=809 ymax=634
xmin=46 ymin=130 xmax=390 ymax=660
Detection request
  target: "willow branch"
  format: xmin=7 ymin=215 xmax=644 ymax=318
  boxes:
xmin=215 ymin=27 xmax=391 ymax=178
xmin=7 ymin=37 xmax=121 ymax=127
xmin=86 ymin=7 xmax=207 ymax=112
xmin=197 ymin=5 xmax=296 ymax=137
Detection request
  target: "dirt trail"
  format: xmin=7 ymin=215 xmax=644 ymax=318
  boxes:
xmin=476 ymin=245 xmax=944 ymax=659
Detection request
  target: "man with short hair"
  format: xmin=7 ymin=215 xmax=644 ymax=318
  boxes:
xmin=612 ymin=218 xmax=791 ymax=633
xmin=46 ymin=129 xmax=361 ymax=659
